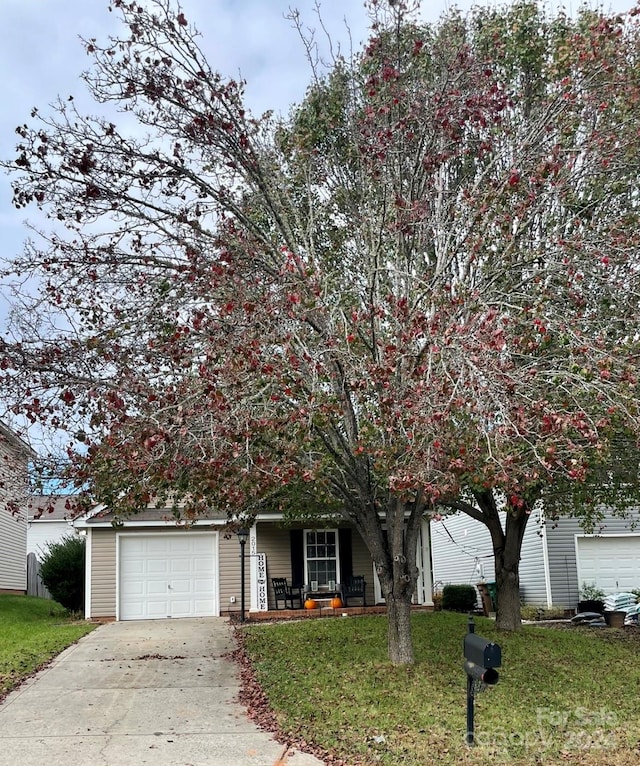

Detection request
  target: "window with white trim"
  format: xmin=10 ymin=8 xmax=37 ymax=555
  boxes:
xmin=304 ymin=529 xmax=339 ymax=587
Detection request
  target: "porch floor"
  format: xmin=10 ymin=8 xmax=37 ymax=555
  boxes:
xmin=242 ymin=603 xmax=434 ymax=622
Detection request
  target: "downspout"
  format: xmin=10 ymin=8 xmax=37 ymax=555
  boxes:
xmin=540 ymin=511 xmax=553 ymax=608
xmin=84 ymin=527 xmax=92 ymax=619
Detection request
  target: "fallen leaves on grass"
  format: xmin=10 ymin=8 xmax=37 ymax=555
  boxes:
xmin=230 ymin=628 xmax=367 ymax=766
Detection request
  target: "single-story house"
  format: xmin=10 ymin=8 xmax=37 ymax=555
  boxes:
xmin=0 ymin=421 xmax=36 ymax=594
xmin=430 ymin=508 xmax=640 ymax=610
xmin=74 ymin=506 xmax=434 ymax=620
xmin=27 ymin=495 xmax=77 ymax=560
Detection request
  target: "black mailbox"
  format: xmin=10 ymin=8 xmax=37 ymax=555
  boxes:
xmin=463 ymin=633 xmax=502 ymax=669
xmin=464 ymin=618 xmax=502 ymax=745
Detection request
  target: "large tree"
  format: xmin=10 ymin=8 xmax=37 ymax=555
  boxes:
xmin=2 ymin=0 xmax=640 ymax=658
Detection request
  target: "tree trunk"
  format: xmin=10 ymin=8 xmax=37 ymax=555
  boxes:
xmin=356 ymin=494 xmax=423 ymax=665
xmin=386 ymin=593 xmax=414 ymax=665
xmin=491 ymin=506 xmax=530 ymax=631
xmin=460 ymin=491 xmax=533 ymax=632
xmin=494 ymin=560 xmax=522 ymax=631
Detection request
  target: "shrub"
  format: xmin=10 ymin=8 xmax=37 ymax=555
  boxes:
xmin=521 ymin=605 xmax=568 ymax=621
xmin=580 ymin=581 xmax=604 ymax=600
xmin=441 ymin=584 xmax=477 ymax=612
xmin=39 ymin=535 xmax=85 ymax=613
xmin=521 ymin=605 xmax=542 ymax=621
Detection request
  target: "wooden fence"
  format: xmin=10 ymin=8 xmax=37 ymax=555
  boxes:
xmin=26 ymin=552 xmax=52 ymax=599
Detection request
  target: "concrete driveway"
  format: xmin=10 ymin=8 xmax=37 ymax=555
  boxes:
xmin=0 ymin=618 xmax=323 ymax=766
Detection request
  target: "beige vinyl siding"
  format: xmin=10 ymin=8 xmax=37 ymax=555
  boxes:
xmin=218 ymin=532 xmax=244 ymax=614
xmin=256 ymin=524 xmax=293 ymax=610
xmin=90 ymin=528 xmax=117 ymax=617
xmin=0 ymin=434 xmax=30 ymax=592
xmin=90 ymin=524 xmax=228 ymax=618
xmin=350 ymin=527 xmax=375 ymax=605
xmin=0 ymin=508 xmax=26 ymax=592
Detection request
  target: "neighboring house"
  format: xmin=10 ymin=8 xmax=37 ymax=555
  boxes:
xmin=0 ymin=421 xmax=36 ymax=594
xmin=430 ymin=508 xmax=640 ymax=610
xmin=27 ymin=495 xmax=77 ymax=560
xmin=74 ymin=506 xmax=434 ymax=620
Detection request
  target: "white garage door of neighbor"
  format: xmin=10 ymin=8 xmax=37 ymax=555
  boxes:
xmin=576 ymin=535 xmax=640 ymax=594
xmin=119 ymin=533 xmax=218 ymax=620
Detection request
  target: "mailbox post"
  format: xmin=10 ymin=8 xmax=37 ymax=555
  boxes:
xmin=463 ymin=616 xmax=501 ymax=745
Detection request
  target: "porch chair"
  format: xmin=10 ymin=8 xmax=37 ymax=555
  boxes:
xmin=343 ymin=575 xmax=366 ymax=607
xmin=271 ymin=578 xmax=303 ymax=609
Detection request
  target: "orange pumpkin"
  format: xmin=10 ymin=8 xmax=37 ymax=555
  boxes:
xmin=304 ymin=599 xmax=318 ymax=610
xmin=330 ymin=597 xmax=343 ymax=609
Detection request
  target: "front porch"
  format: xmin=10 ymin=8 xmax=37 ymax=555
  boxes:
xmin=246 ymin=519 xmax=434 ymax=615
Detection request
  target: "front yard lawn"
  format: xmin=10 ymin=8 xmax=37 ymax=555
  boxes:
xmin=242 ymin=611 xmax=640 ymax=766
xmin=0 ymin=595 xmax=96 ymax=699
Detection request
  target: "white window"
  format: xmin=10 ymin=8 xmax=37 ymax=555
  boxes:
xmin=304 ymin=529 xmax=339 ymax=587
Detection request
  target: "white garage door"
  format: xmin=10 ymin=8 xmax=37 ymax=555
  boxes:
xmin=576 ymin=535 xmax=640 ymax=594
xmin=119 ymin=533 xmax=218 ymax=620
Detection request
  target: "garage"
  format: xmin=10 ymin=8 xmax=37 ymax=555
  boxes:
xmin=118 ymin=532 xmax=219 ymax=620
xmin=575 ymin=535 xmax=640 ymax=594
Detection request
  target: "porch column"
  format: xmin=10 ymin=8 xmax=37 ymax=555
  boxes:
xmin=416 ymin=518 xmax=434 ymax=605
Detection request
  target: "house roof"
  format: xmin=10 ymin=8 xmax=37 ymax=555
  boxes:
xmin=28 ymin=495 xmax=78 ymax=521
xmin=85 ymin=507 xmax=228 ymax=524
xmin=0 ymin=420 xmax=36 ymax=458
xmin=72 ymin=493 xmax=293 ymax=529
xmin=73 ymin=503 xmax=231 ymax=528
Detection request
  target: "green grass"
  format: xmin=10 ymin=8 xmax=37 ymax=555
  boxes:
xmin=243 ymin=612 xmax=640 ymax=766
xmin=0 ymin=595 xmax=97 ymax=698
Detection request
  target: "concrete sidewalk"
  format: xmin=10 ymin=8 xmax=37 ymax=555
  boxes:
xmin=0 ymin=618 xmax=324 ymax=766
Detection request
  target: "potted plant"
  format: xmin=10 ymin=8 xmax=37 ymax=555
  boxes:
xmin=577 ymin=582 xmax=605 ymax=614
